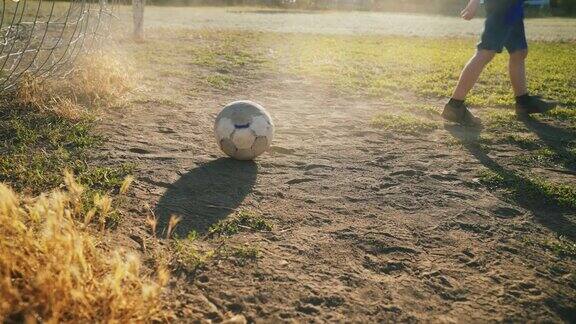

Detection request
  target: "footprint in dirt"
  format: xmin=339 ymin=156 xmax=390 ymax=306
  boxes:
xmin=286 ymin=178 xmax=316 ymax=185
xmin=299 ymin=164 xmax=334 ymax=171
xmin=299 ymin=295 xmax=345 ymax=309
xmin=129 ymin=147 xmax=152 ymax=154
xmin=429 ymin=172 xmax=460 ymax=182
xmin=389 ymin=169 xmax=425 ymax=177
xmin=270 ymin=146 xmax=297 ymax=155
xmin=363 ymin=256 xmax=407 ymax=275
xmin=492 ymin=206 xmax=523 ymax=219
xmin=157 ymin=126 xmax=177 ymax=134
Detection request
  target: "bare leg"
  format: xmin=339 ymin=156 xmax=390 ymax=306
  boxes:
xmin=509 ymin=49 xmax=528 ymax=96
xmin=452 ymin=50 xmax=496 ymax=100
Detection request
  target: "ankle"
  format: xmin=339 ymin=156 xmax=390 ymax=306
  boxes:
xmin=515 ymin=93 xmax=530 ymax=105
xmin=448 ymin=98 xmax=465 ymax=108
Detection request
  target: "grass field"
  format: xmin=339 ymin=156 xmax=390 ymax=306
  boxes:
xmin=118 ymin=23 xmax=576 ymax=320
xmin=268 ymin=34 xmax=576 ymax=106
xmin=131 ymin=26 xmax=576 ymax=203
xmin=1 ymin=5 xmax=576 ymax=322
xmin=130 ymin=6 xmax=576 ymax=40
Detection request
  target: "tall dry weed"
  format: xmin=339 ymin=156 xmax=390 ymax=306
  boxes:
xmin=13 ymin=50 xmax=133 ymax=119
xmin=0 ymin=173 xmax=167 ymax=322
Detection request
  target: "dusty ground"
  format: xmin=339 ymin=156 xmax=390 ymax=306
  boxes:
xmin=94 ymin=12 xmax=576 ymax=322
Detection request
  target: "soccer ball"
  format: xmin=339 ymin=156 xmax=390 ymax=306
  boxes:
xmin=214 ymin=100 xmax=274 ymax=160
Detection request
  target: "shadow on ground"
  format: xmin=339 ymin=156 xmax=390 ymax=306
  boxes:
xmin=521 ymin=116 xmax=576 ymax=171
xmin=445 ymin=124 xmax=576 ymax=241
xmin=155 ymin=158 xmax=257 ymax=237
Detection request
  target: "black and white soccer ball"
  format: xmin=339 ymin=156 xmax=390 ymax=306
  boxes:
xmin=214 ymin=100 xmax=274 ymax=160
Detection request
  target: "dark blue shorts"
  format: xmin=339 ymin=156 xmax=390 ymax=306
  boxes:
xmin=478 ymin=0 xmax=528 ymax=53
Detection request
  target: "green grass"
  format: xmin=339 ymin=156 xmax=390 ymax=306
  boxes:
xmin=128 ymin=28 xmax=576 ymax=123
xmin=513 ymin=147 xmax=559 ymax=167
xmin=172 ymin=235 xmax=216 ymax=272
xmin=546 ymin=236 xmax=576 ymax=258
xmin=0 ymin=106 xmax=131 ymax=194
xmin=127 ymin=29 xmax=266 ymax=93
xmin=268 ymin=35 xmax=576 ymax=108
xmin=203 ymin=73 xmax=235 ymax=89
xmin=208 ymin=210 xmax=273 ymax=237
xmin=172 ymin=232 xmax=260 ymax=271
xmin=409 ymin=104 xmax=442 ymax=117
xmin=479 ymin=169 xmax=576 ymax=210
xmin=478 ymin=132 xmax=542 ymax=150
xmin=500 ymin=133 xmax=541 ymax=150
xmin=546 ymin=107 xmax=576 ymax=121
xmin=482 ymin=109 xmax=529 ymax=131
xmin=220 ymin=245 xmax=260 ymax=266
xmin=371 ymin=112 xmax=439 ymax=134
xmin=523 ymin=235 xmax=576 ymax=258
xmin=0 ymin=104 xmax=133 ymax=227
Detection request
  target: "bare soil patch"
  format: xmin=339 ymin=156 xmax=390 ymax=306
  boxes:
xmin=93 ymin=28 xmax=576 ymax=322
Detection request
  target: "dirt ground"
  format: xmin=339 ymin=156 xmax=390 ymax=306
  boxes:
xmin=93 ymin=12 xmax=576 ymax=322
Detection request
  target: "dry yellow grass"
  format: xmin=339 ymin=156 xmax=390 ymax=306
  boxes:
xmin=0 ymin=49 xmax=136 ymax=194
xmin=0 ymin=43 xmax=166 ymax=321
xmin=13 ymin=50 xmax=134 ymax=119
xmin=0 ymin=172 xmax=168 ymax=322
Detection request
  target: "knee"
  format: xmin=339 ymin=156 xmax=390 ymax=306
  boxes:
xmin=474 ymin=50 xmax=496 ymax=65
xmin=510 ymin=49 xmax=528 ymax=62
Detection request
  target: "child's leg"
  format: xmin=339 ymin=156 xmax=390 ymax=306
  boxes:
xmin=452 ymin=50 xmax=496 ymax=100
xmin=508 ymin=50 xmax=528 ymax=97
xmin=509 ymin=48 xmax=556 ymax=114
xmin=504 ymin=19 xmax=554 ymax=114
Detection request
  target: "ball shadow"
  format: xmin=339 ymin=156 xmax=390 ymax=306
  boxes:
xmin=154 ymin=158 xmax=257 ymax=237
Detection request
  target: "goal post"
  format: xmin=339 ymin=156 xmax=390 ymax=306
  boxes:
xmin=133 ymin=0 xmax=145 ymax=40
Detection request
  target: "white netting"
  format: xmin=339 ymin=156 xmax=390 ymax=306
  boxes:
xmin=0 ymin=0 xmax=117 ymax=92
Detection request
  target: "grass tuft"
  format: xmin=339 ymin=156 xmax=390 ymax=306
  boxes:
xmin=204 ymin=73 xmax=234 ymax=89
xmin=546 ymin=236 xmax=576 ymax=258
xmin=220 ymin=245 xmax=260 ymax=266
xmin=172 ymin=232 xmax=215 ymax=272
xmin=546 ymin=107 xmax=576 ymax=122
xmin=501 ymin=133 xmax=541 ymax=150
xmin=479 ymin=169 xmax=576 ymax=210
xmin=371 ymin=112 xmax=439 ymax=134
xmin=512 ymin=147 xmax=558 ymax=167
xmin=208 ymin=210 xmax=273 ymax=237
xmin=523 ymin=235 xmax=576 ymax=258
xmin=0 ymin=52 xmax=133 ymax=195
xmin=172 ymin=237 xmax=260 ymax=271
xmin=14 ymin=51 xmax=133 ymax=115
xmin=0 ymin=175 xmax=167 ymax=322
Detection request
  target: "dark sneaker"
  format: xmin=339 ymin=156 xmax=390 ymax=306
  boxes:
xmin=515 ymin=95 xmax=557 ymax=116
xmin=441 ymin=102 xmax=482 ymax=127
